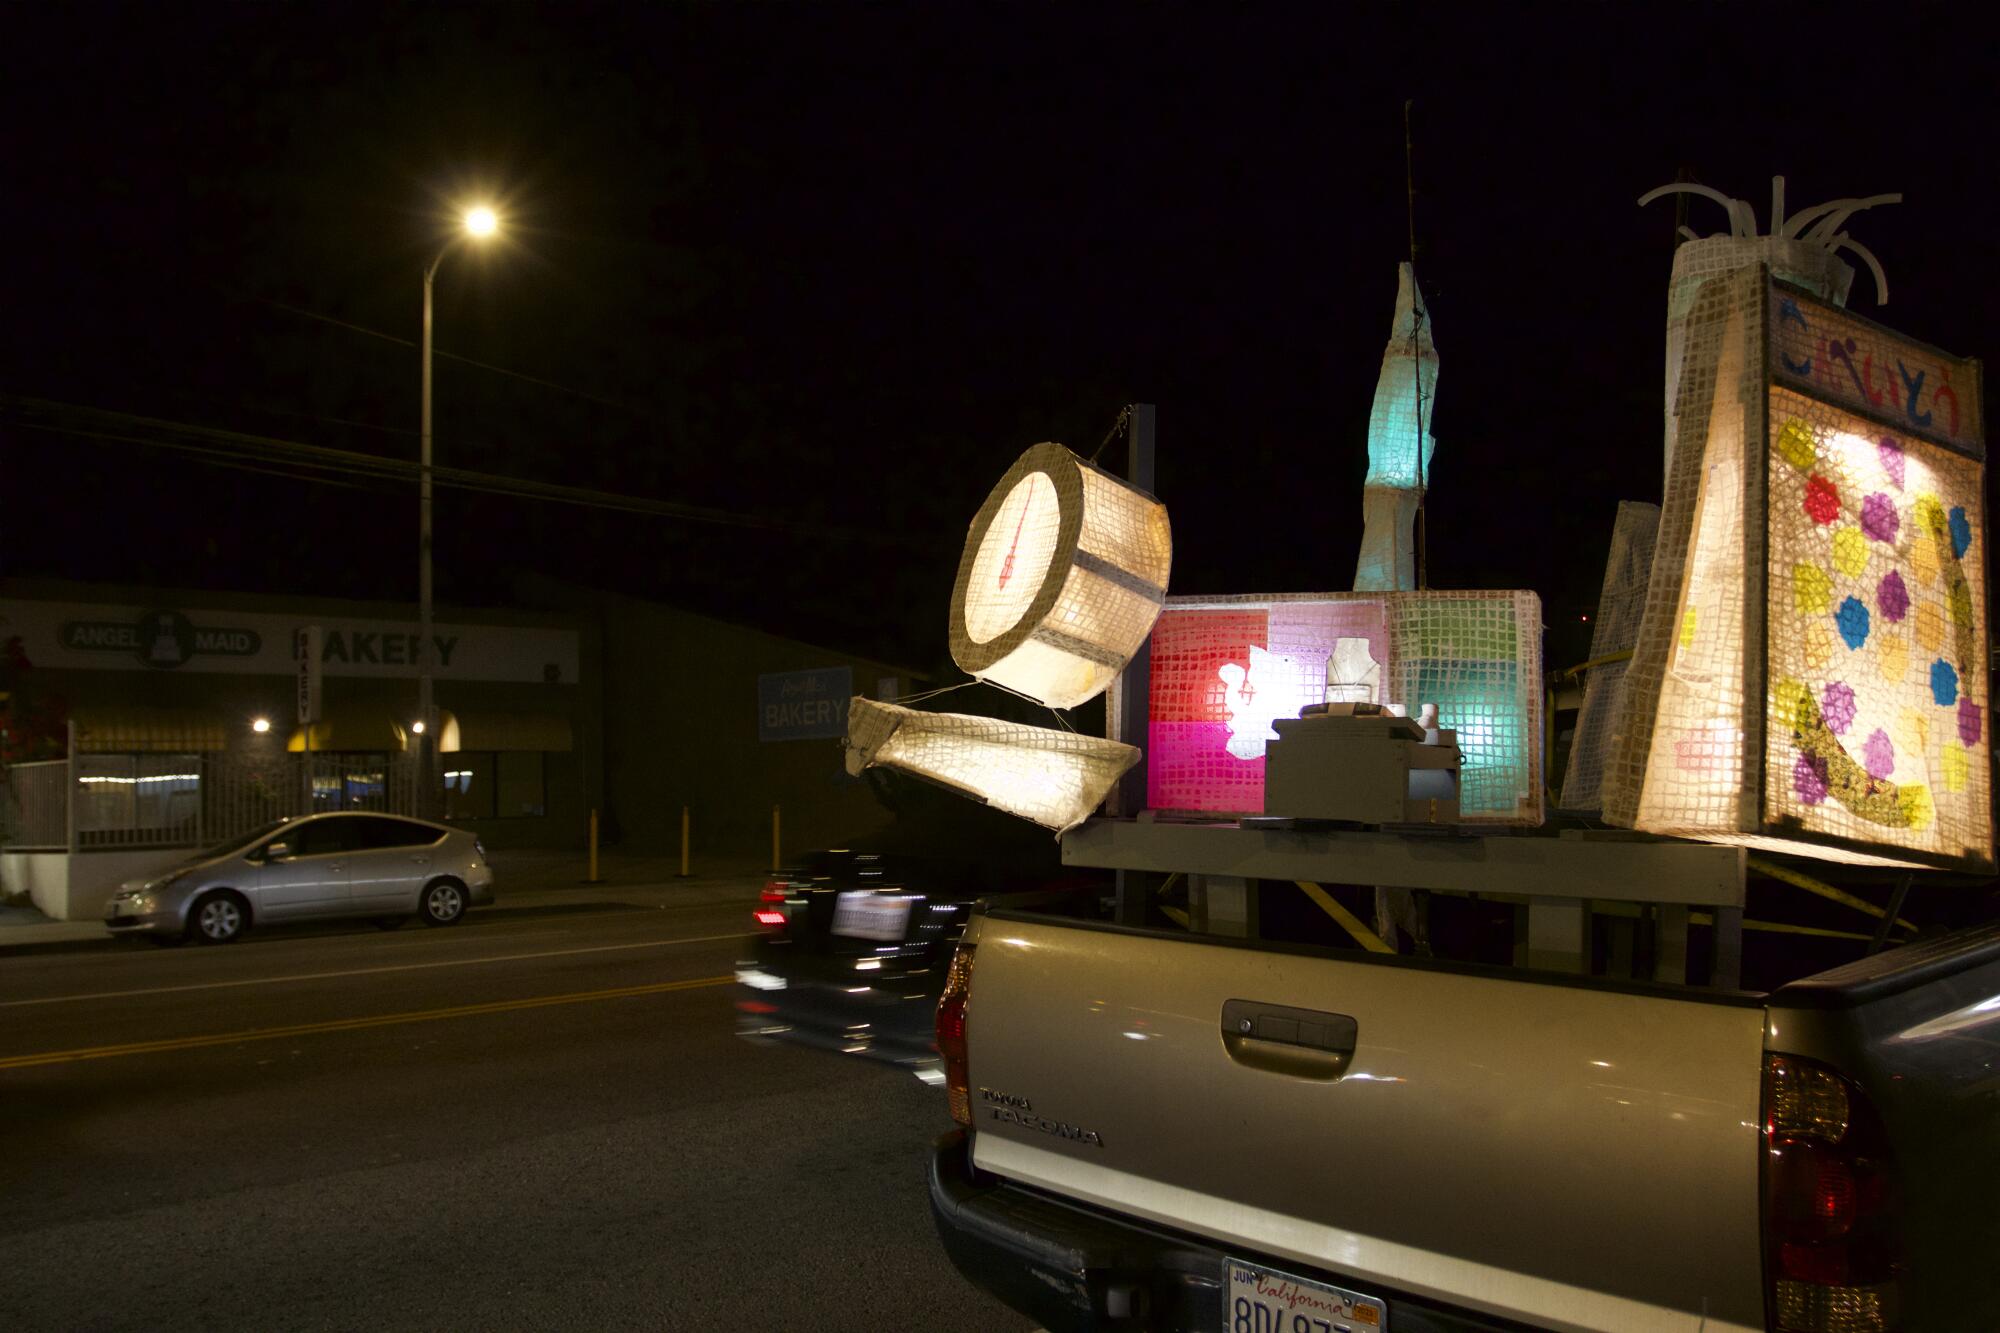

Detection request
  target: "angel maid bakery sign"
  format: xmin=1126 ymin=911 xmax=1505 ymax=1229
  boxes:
xmin=2 ymin=600 xmax=578 ymax=685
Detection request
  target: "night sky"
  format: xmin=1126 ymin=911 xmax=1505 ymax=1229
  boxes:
xmin=6 ymin=4 xmax=1997 ymax=678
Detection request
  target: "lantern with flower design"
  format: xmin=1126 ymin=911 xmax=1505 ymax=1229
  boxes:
xmin=1606 ymin=251 xmax=1991 ymax=871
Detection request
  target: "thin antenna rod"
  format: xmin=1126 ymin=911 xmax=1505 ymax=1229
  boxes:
xmin=1403 ymin=100 xmax=1418 ymax=266
xmin=1404 ymin=99 xmax=1427 ymax=589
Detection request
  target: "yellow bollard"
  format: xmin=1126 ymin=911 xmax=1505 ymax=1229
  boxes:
xmin=771 ymin=803 xmax=781 ymax=873
xmin=679 ymin=804 xmax=691 ymax=879
xmin=587 ymin=808 xmax=601 ymax=883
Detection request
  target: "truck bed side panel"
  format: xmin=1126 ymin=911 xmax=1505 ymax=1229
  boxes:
xmin=963 ymin=915 xmax=1767 ymax=1332
xmin=1767 ymin=919 xmax=2000 ymax=1329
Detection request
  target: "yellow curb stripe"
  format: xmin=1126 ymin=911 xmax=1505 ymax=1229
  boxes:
xmin=0 ymin=975 xmax=733 ymax=1071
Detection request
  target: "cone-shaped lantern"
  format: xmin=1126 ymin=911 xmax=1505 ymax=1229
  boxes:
xmin=1354 ymin=263 xmax=1437 ymax=592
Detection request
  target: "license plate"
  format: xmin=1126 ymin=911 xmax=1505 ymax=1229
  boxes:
xmin=1225 ymin=1261 xmax=1386 ymax=1333
xmin=829 ymin=891 xmax=912 ymax=941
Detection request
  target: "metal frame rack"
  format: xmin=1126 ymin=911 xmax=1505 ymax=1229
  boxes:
xmin=1063 ymin=818 xmax=1749 ymax=987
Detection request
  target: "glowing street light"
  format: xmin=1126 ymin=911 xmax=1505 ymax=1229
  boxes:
xmin=418 ymin=204 xmax=501 ymax=816
xmin=251 ymin=717 xmax=271 ymax=734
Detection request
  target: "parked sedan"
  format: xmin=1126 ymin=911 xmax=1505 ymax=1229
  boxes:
xmin=104 ymin=812 xmax=495 ymax=944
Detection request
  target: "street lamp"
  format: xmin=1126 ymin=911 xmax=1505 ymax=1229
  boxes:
xmin=419 ymin=205 xmax=500 ymax=816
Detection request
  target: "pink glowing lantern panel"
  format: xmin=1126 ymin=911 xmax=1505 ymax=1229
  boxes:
xmin=1145 ymin=598 xmax=1389 ymax=815
xmin=1128 ymin=591 xmax=1544 ymax=824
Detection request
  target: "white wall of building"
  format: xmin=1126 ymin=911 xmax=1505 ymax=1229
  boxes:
xmin=2 ymin=849 xmax=187 ymax=921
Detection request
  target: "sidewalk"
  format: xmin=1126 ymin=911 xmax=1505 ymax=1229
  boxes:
xmin=0 ymin=850 xmax=773 ymax=953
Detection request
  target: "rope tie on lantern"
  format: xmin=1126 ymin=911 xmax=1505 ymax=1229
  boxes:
xmin=1086 ymin=404 xmax=1134 ymax=466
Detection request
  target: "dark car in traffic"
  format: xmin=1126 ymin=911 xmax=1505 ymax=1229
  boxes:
xmin=735 ymin=770 xmax=1106 ymax=1081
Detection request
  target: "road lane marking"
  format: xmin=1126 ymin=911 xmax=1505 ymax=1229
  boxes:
xmin=0 ymin=975 xmax=734 ymax=1070
xmin=359 ymin=902 xmax=752 ymax=952
xmin=0 ymin=934 xmax=744 ymax=1009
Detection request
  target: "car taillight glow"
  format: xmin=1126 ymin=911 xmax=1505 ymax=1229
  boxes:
xmin=761 ymin=881 xmax=789 ymax=903
xmin=752 ymin=909 xmax=786 ymax=927
xmin=1814 ymin=1160 xmax=1856 ymax=1230
xmin=936 ymin=944 xmax=975 ymax=1128
xmin=1762 ymin=1053 xmax=1903 ymax=1332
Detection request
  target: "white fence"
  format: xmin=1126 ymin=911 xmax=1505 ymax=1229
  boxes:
xmin=5 ymin=750 xmax=419 ymax=854
xmin=2 ymin=760 xmax=69 ymax=850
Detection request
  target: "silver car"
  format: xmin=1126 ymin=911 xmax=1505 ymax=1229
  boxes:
xmin=104 ymin=812 xmax=496 ymax=944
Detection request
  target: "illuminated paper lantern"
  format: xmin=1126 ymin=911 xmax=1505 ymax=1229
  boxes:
xmin=1606 ymin=264 xmax=1991 ymax=870
xmin=949 ymin=443 xmax=1172 ymax=709
xmin=1384 ymin=591 xmax=1543 ymax=824
xmin=845 ymin=698 xmax=1139 ymax=834
xmin=1109 ymin=591 xmax=1543 ymax=824
xmin=1641 ymin=176 xmax=1899 ymax=487
xmin=1354 ymin=263 xmax=1438 ymax=592
xmin=1559 ymin=501 xmax=1660 ymax=812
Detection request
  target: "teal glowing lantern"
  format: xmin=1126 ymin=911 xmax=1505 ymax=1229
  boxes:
xmin=1355 ymin=264 xmax=1438 ymax=592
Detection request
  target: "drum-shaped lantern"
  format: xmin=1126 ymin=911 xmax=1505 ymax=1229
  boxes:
xmin=948 ymin=443 xmax=1172 ymax=709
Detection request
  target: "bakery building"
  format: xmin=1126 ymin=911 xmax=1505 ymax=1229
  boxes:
xmin=1 ymin=579 xmax=918 ymax=919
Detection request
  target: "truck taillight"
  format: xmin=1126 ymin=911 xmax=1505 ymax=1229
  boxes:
xmin=1762 ymin=1054 xmax=1903 ymax=1332
xmin=936 ymin=944 xmax=975 ymax=1128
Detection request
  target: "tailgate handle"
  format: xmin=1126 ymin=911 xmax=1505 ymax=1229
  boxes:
xmin=1220 ymin=999 xmax=1357 ymax=1081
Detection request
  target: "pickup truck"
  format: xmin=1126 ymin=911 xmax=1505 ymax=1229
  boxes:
xmin=926 ymin=887 xmax=2000 ymax=1332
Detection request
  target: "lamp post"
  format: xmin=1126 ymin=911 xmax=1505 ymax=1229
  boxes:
xmin=418 ymin=205 xmax=499 ymax=817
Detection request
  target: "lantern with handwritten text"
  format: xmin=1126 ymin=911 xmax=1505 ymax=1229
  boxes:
xmin=1606 ymin=266 xmax=1991 ymax=870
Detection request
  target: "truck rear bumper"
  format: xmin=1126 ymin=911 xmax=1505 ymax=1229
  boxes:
xmin=929 ymin=1130 xmax=1528 ymax=1333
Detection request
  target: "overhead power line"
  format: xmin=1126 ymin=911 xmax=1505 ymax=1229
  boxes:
xmin=239 ymin=292 xmax=666 ymax=421
xmin=2 ymin=396 xmax=938 ymax=550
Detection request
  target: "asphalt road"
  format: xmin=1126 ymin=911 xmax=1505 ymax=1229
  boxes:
xmin=0 ymin=881 xmax=1030 ymax=1331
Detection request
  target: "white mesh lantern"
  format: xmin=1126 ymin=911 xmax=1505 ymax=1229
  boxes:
xmin=1108 ymin=590 xmax=1544 ymax=824
xmin=1606 ymin=263 xmax=1991 ymax=871
xmin=845 ymin=698 xmax=1139 ymax=834
xmin=948 ymin=443 xmax=1172 ymax=709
